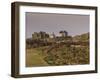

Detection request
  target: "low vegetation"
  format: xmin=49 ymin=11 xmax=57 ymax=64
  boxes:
xmin=26 ymin=32 xmax=89 ymax=67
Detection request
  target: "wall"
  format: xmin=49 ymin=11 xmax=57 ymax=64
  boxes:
xmin=0 ymin=0 xmax=99 ymax=80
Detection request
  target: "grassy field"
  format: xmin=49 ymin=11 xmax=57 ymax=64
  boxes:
xmin=26 ymin=48 xmax=48 ymax=67
xmin=26 ymin=43 xmax=89 ymax=67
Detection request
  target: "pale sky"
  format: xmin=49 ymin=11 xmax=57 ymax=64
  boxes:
xmin=26 ymin=12 xmax=89 ymax=38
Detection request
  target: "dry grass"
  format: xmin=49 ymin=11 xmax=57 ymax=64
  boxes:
xmin=26 ymin=44 xmax=89 ymax=67
xmin=26 ymin=48 xmax=48 ymax=67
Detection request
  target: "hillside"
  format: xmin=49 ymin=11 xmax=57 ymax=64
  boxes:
xmin=26 ymin=32 xmax=90 ymax=67
xmin=73 ymin=33 xmax=89 ymax=42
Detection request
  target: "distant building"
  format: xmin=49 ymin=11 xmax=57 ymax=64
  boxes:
xmin=32 ymin=31 xmax=49 ymax=40
xmin=59 ymin=30 xmax=68 ymax=37
xmin=49 ymin=32 xmax=56 ymax=38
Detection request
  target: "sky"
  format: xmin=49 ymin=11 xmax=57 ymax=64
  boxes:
xmin=26 ymin=12 xmax=89 ymax=38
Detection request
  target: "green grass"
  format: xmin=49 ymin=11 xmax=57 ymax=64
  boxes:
xmin=26 ymin=48 xmax=48 ymax=67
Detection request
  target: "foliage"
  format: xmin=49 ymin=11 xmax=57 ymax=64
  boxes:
xmin=43 ymin=44 xmax=89 ymax=65
xmin=26 ymin=32 xmax=89 ymax=67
